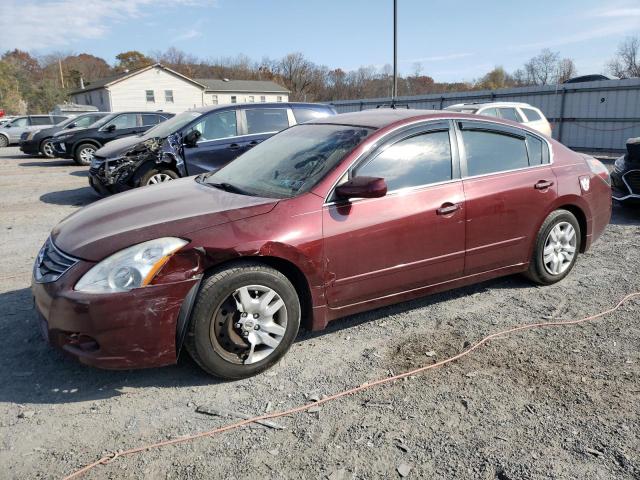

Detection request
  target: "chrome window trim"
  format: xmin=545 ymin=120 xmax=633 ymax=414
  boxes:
xmin=323 ymin=116 xmax=554 ymax=206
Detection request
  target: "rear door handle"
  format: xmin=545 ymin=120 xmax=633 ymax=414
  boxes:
xmin=436 ymin=202 xmax=461 ymax=215
xmin=229 ymin=143 xmax=241 ymax=151
xmin=534 ymin=180 xmax=554 ymax=190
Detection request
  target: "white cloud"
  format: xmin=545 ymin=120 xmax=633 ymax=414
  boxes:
xmin=0 ymin=0 xmax=216 ymax=51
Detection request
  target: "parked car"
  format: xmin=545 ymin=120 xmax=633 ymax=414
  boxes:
xmin=611 ymin=137 xmax=640 ymax=203
xmin=0 ymin=115 xmax=69 ymax=147
xmin=88 ymin=102 xmax=336 ymax=195
xmin=0 ymin=116 xmax=16 ymax=128
xmin=563 ymin=74 xmax=614 ymax=84
xmin=32 ymin=109 xmax=611 ymax=378
xmin=444 ymin=102 xmax=552 ymax=136
xmin=50 ymin=111 xmax=175 ymax=165
xmin=19 ymin=112 xmax=109 ymax=158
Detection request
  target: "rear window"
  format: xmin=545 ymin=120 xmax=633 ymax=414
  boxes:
xmin=293 ymin=108 xmax=333 ymax=124
xmin=522 ymin=108 xmax=542 ymax=122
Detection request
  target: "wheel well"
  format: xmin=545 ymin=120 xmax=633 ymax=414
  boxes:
xmin=558 ymin=204 xmax=588 ymax=252
xmin=204 ymin=256 xmax=314 ymax=331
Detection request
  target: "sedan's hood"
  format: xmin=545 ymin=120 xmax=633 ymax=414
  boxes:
xmin=95 ymin=135 xmax=145 ymax=158
xmin=52 ymin=177 xmax=278 ymax=261
xmin=53 ymin=126 xmax=87 ymax=138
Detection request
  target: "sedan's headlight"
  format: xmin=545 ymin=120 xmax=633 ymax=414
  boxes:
xmin=75 ymin=237 xmax=188 ymax=293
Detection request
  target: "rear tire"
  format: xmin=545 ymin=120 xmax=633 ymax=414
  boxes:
xmin=0 ymin=135 xmax=8 ymax=148
xmin=525 ymin=209 xmax=581 ymax=285
xmin=185 ymin=262 xmax=300 ymax=379
xmin=74 ymin=143 xmax=97 ymax=166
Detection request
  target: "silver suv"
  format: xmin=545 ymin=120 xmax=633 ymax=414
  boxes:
xmin=0 ymin=115 xmax=69 ymax=147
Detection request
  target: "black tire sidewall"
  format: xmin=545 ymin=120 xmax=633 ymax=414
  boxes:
xmin=531 ymin=210 xmax=581 ymax=285
xmin=189 ymin=266 xmax=300 ymax=379
xmin=74 ymin=143 xmax=97 ymax=165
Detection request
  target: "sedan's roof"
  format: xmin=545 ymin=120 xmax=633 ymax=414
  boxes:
xmin=309 ymin=108 xmax=443 ymax=129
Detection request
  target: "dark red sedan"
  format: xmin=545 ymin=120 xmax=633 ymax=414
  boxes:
xmin=32 ymin=109 xmax=611 ymax=378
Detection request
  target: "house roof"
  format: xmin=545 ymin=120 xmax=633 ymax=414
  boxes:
xmin=68 ymin=63 xmax=206 ymax=95
xmin=195 ymin=78 xmax=290 ymax=94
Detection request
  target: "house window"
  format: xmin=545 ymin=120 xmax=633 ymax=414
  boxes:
xmin=165 ymin=90 xmax=174 ymax=103
xmin=99 ymin=92 xmax=104 ymax=105
xmin=277 ymin=96 xmax=283 ymax=102
xmin=210 ymin=94 xmax=218 ymax=105
xmin=85 ymin=94 xmax=91 ymax=104
xmin=146 ymin=90 xmax=155 ymax=103
xmin=231 ymin=96 xmax=237 ymax=104
xmin=260 ymin=96 xmax=266 ymax=103
xmin=248 ymin=96 xmax=255 ymax=103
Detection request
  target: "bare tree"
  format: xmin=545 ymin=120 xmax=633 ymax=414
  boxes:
xmin=557 ymin=58 xmax=577 ymax=83
xmin=607 ymin=36 xmax=640 ymax=79
xmin=524 ymin=49 xmax=560 ymax=85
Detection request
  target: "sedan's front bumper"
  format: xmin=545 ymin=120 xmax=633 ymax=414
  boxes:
xmin=51 ymin=140 xmax=72 ymax=158
xmin=19 ymin=139 xmax=40 ymax=155
xmin=32 ymin=261 xmax=200 ymax=370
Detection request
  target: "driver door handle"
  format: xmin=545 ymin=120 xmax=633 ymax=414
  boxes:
xmin=436 ymin=202 xmax=461 ymax=215
xmin=229 ymin=143 xmax=241 ymax=151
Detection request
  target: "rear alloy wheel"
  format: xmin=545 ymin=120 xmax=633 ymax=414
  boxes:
xmin=141 ymin=168 xmax=179 ymax=186
xmin=74 ymin=143 xmax=97 ymax=166
xmin=0 ymin=135 xmax=8 ymax=148
xmin=40 ymin=139 xmax=55 ymax=158
xmin=526 ymin=209 xmax=581 ymax=285
xmin=185 ymin=262 xmax=300 ymax=379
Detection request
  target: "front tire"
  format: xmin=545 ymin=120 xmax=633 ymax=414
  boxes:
xmin=185 ymin=262 xmax=301 ymax=379
xmin=526 ymin=209 xmax=581 ymax=285
xmin=0 ymin=135 xmax=8 ymax=148
xmin=140 ymin=168 xmax=179 ymax=186
xmin=74 ymin=143 xmax=97 ymax=166
xmin=40 ymin=138 xmax=55 ymax=158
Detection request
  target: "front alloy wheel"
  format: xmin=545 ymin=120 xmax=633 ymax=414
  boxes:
xmin=186 ymin=262 xmax=300 ymax=379
xmin=41 ymin=140 xmax=55 ymax=158
xmin=542 ymin=222 xmax=577 ymax=275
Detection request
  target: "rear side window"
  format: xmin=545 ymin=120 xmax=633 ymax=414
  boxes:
xmin=356 ymin=130 xmax=452 ymax=191
xmin=245 ymin=108 xmax=289 ymax=135
xmin=522 ymin=108 xmax=542 ymax=122
xmin=31 ymin=116 xmax=52 ymax=126
xmin=498 ymin=108 xmax=523 ymax=122
xmin=526 ymin=134 xmax=550 ymax=165
xmin=479 ymin=108 xmax=499 ymax=118
xmin=141 ymin=114 xmax=161 ymax=126
xmin=462 ymin=130 xmax=529 ymax=176
xmin=293 ymin=108 xmax=332 ymax=124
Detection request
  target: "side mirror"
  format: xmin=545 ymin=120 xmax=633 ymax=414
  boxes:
xmin=335 ymin=176 xmax=387 ymax=200
xmin=183 ymin=130 xmax=201 ymax=147
xmin=66 ymin=123 xmax=77 ymax=129
xmin=4 ymin=124 xmax=10 ymax=128
xmin=105 ymin=124 xmax=116 ymax=132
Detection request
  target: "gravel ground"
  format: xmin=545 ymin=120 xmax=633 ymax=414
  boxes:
xmin=0 ymin=146 xmax=638 ymax=480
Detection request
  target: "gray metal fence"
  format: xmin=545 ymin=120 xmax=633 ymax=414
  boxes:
xmin=330 ymin=78 xmax=640 ymax=153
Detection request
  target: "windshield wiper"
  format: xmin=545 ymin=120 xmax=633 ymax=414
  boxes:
xmin=207 ymin=181 xmax=250 ymax=195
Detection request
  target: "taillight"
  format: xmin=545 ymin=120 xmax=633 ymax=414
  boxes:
xmin=586 ymin=157 xmax=611 ymax=185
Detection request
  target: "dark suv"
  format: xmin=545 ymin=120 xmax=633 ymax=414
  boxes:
xmin=89 ymin=102 xmax=336 ymax=195
xmin=51 ymin=111 xmax=175 ymax=165
xmin=19 ymin=112 xmax=109 ymax=158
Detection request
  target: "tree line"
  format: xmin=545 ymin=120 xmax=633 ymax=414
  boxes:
xmin=0 ymin=37 xmax=638 ymax=115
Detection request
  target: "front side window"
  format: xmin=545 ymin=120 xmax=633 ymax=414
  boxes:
xmin=357 ymin=130 xmax=452 ymax=191
xmin=498 ymin=108 xmax=522 ymax=122
xmin=146 ymin=90 xmax=155 ymax=103
xmin=191 ymin=110 xmax=237 ymax=141
xmin=207 ymin=124 xmax=372 ymax=198
xmin=245 ymin=108 xmax=289 ymax=135
xmin=165 ymin=90 xmax=174 ymax=103
xmin=462 ymin=130 xmax=529 ymax=176
xmin=522 ymin=108 xmax=542 ymax=122
xmin=105 ymin=113 xmax=138 ymax=130
xmin=11 ymin=117 xmax=29 ymax=127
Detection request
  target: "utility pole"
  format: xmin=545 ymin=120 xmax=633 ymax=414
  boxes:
xmin=391 ymin=0 xmax=397 ymax=107
xmin=58 ymin=59 xmax=65 ymax=89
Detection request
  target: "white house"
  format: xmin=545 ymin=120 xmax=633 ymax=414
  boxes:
xmin=69 ymin=64 xmax=291 ymax=113
xmin=196 ymin=79 xmax=289 ymax=105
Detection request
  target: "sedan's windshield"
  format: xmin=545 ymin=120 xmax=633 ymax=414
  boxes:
xmin=206 ymin=124 xmax=373 ymax=199
xmin=143 ymin=111 xmax=202 ymax=138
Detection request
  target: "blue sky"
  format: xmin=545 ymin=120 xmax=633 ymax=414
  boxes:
xmin=1 ymin=0 xmax=638 ymax=82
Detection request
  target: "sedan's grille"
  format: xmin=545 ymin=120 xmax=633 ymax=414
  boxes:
xmin=34 ymin=238 xmax=78 ymax=283
xmin=623 ymin=170 xmax=640 ymax=195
